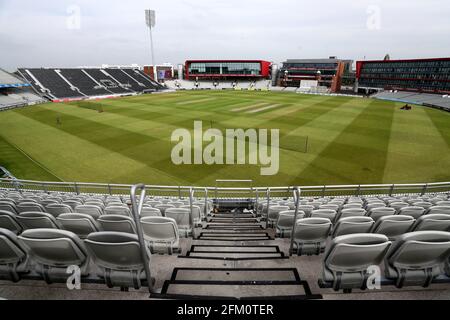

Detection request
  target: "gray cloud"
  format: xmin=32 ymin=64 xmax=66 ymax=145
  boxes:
xmin=1 ymin=0 xmax=449 ymax=71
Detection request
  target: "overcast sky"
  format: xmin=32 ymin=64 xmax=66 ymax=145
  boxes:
xmin=1 ymin=0 xmax=449 ymax=71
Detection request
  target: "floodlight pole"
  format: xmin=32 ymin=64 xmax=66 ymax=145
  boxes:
xmin=148 ymin=26 xmax=156 ymax=81
xmin=145 ymin=9 xmax=157 ymax=82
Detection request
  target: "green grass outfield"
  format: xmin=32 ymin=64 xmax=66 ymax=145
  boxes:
xmin=0 ymin=90 xmax=449 ymax=187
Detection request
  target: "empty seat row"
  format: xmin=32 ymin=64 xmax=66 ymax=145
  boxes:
xmin=0 ymin=227 xmax=152 ymax=289
xmin=278 ymin=214 xmax=450 ymax=256
xmin=320 ymin=231 xmax=450 ymax=291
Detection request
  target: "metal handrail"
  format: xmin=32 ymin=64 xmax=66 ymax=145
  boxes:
xmin=130 ymin=184 xmax=155 ymax=294
xmin=1 ymin=178 xmax=449 ymax=199
xmin=189 ymin=187 xmax=196 ymax=238
xmin=289 ymin=187 xmax=301 ymax=256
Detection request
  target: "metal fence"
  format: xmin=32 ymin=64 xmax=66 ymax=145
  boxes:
xmin=1 ymin=178 xmax=449 ymax=199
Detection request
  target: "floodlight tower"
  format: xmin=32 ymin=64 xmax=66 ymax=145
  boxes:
xmin=145 ymin=9 xmax=157 ymax=81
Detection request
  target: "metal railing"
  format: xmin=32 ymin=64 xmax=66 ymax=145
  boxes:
xmin=1 ymin=178 xmax=449 ymax=199
xmin=289 ymin=187 xmax=301 ymax=256
xmin=129 ymin=184 xmax=155 ymax=294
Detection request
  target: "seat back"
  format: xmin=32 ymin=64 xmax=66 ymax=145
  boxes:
xmin=18 ymin=229 xmax=88 ymax=269
xmin=332 ymin=216 xmax=374 ymax=238
xmin=140 ymin=216 xmax=179 ymax=243
xmin=0 ymin=228 xmax=28 ymax=281
xmin=398 ymin=206 xmax=425 ymax=219
xmin=179 ymin=205 xmax=202 ymax=223
xmin=97 ymin=215 xmax=136 ymax=234
xmin=268 ymin=205 xmax=290 ymax=222
xmin=385 ymin=231 xmax=450 ymax=287
xmin=412 ymin=214 xmax=450 ymax=232
xmin=390 ymin=202 xmax=409 ymax=213
xmin=0 ymin=201 xmax=18 ymax=214
xmin=371 ymin=215 xmax=415 ymax=238
xmin=140 ymin=207 xmax=162 ymax=217
xmin=45 ymin=204 xmax=73 ymax=217
xmin=294 ymin=217 xmax=332 ymax=241
xmin=56 ymin=213 xmax=100 ymax=239
xmin=276 ymin=210 xmax=305 ymax=230
xmin=427 ymin=206 xmax=450 ymax=215
xmin=0 ymin=210 xmax=23 ymax=234
xmin=155 ymin=204 xmax=175 ymax=215
xmin=296 ymin=205 xmax=314 ymax=217
xmin=62 ymin=200 xmax=83 ymax=210
xmin=17 ymin=202 xmax=45 ymax=213
xmin=367 ymin=207 xmax=396 ymax=221
xmin=85 ymin=231 xmax=150 ymax=288
xmin=104 ymin=206 xmax=131 ymax=216
xmin=164 ymin=208 xmax=191 ymax=229
xmin=74 ymin=205 xmax=103 ymax=219
xmin=337 ymin=208 xmax=366 ymax=221
xmin=310 ymin=209 xmax=337 ymax=223
xmin=322 ymin=233 xmax=391 ymax=290
xmin=17 ymin=212 xmax=60 ymax=230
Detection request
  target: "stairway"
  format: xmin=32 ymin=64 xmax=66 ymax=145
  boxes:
xmin=154 ymin=209 xmax=322 ymax=300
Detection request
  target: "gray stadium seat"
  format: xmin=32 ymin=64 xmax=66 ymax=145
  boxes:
xmin=411 ymin=201 xmax=433 ymax=209
xmin=17 ymin=212 xmax=60 ymax=230
xmin=384 ymin=231 xmax=450 ymax=288
xmin=398 ymin=206 xmax=426 ymax=219
xmin=97 ymin=215 xmax=136 ymax=234
xmin=411 ymin=214 xmax=450 ymax=232
xmin=180 ymin=205 xmax=202 ymax=226
xmin=342 ymin=203 xmax=362 ymax=209
xmin=155 ymin=204 xmax=175 ymax=215
xmin=267 ymin=205 xmax=290 ymax=227
xmin=321 ymin=234 xmax=391 ymax=291
xmin=140 ymin=216 xmax=180 ymax=254
xmin=62 ymin=200 xmax=83 ymax=210
xmin=332 ymin=216 xmax=374 ymax=238
xmin=365 ymin=202 xmax=386 ymax=211
xmin=85 ymin=231 xmax=152 ymax=289
xmin=390 ymin=202 xmax=409 ymax=213
xmin=336 ymin=208 xmax=366 ymax=221
xmin=45 ymin=203 xmax=73 ymax=217
xmin=0 ymin=210 xmax=23 ymax=234
xmin=56 ymin=213 xmax=101 ymax=239
xmin=426 ymin=206 xmax=450 ymax=215
xmin=0 ymin=201 xmax=18 ymax=214
xmin=104 ymin=206 xmax=131 ymax=216
xmin=74 ymin=204 xmax=103 ymax=219
xmin=310 ymin=209 xmax=337 ymax=223
xmin=17 ymin=202 xmax=46 ymax=213
xmin=366 ymin=207 xmax=396 ymax=221
xmin=140 ymin=207 xmax=162 ymax=217
xmin=0 ymin=228 xmax=29 ymax=282
xmin=18 ymin=229 xmax=89 ymax=283
xmin=293 ymin=217 xmax=332 ymax=255
xmin=275 ymin=210 xmax=305 ymax=238
xmin=371 ymin=215 xmax=415 ymax=239
xmin=164 ymin=208 xmax=192 ymax=237
xmin=297 ymin=205 xmax=314 ymax=217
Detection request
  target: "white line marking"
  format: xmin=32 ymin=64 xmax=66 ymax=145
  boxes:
xmin=246 ymin=104 xmax=281 ymax=113
xmin=231 ymin=103 xmax=268 ymax=112
xmin=176 ymin=98 xmax=217 ymax=105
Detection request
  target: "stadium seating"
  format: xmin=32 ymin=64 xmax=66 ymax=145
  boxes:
xmin=18 ymin=228 xmax=90 ymax=283
xmin=293 ymin=217 xmax=332 ymax=255
xmin=320 ymin=234 xmax=391 ymax=291
xmin=1 ymin=184 xmax=450 ymax=299
xmin=140 ymin=216 xmax=180 ymax=254
xmin=59 ymin=69 xmax=112 ymax=96
xmin=84 ymin=231 xmax=151 ymax=289
xmin=384 ymin=231 xmax=450 ymax=288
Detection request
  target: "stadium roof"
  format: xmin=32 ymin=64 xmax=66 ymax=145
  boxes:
xmin=284 ymin=58 xmax=343 ymax=64
xmin=0 ymin=68 xmax=30 ymax=88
